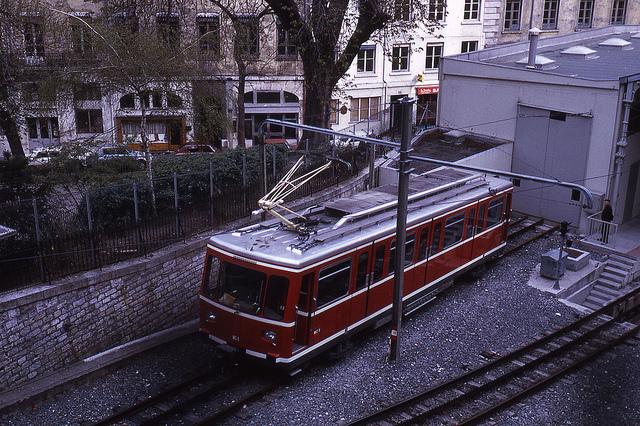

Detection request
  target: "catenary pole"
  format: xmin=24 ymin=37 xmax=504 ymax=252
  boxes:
xmin=389 ymin=98 xmax=414 ymax=362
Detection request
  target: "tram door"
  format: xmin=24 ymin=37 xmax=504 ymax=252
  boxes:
xmin=294 ymin=273 xmax=314 ymax=346
xmin=349 ymin=245 xmax=374 ymax=326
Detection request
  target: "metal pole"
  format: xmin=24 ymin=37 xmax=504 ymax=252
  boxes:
xmin=32 ymin=198 xmax=46 ymax=282
xmin=262 ymin=144 xmax=267 ymax=195
xmin=133 ymin=183 xmax=142 ymax=253
xmin=610 ymin=83 xmax=633 ymax=217
xmin=389 ymin=99 xmax=414 ymax=362
xmin=242 ymin=151 xmax=248 ymax=215
xmin=554 ymin=221 xmax=568 ymax=290
xmin=209 ymin=161 xmax=215 ymax=225
xmin=369 ymin=143 xmax=376 ymax=189
xmin=86 ymin=193 xmax=98 ymax=268
xmin=173 ymin=172 xmax=180 ymax=238
xmin=272 ymin=144 xmax=276 ymax=179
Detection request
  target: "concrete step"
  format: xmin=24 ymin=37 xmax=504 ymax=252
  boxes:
xmin=597 ymin=278 xmax=624 ymax=290
xmin=600 ymin=271 xmax=625 ymax=284
xmin=606 ymin=259 xmax=633 ymax=272
xmin=592 ymin=284 xmax=622 ymax=298
xmin=589 ymin=289 xmax=615 ymax=302
xmin=603 ymin=265 xmax=628 ymax=278
xmin=608 ymin=254 xmax=636 ymax=268
xmin=585 ymin=296 xmax=606 ymax=307
xmin=583 ymin=300 xmax=602 ymax=310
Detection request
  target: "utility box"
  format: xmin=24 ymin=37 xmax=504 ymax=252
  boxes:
xmin=540 ymin=248 xmax=569 ymax=279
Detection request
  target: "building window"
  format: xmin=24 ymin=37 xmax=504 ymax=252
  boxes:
xmin=198 ymin=16 xmax=220 ymax=55
xmin=503 ymin=0 xmax=522 ymax=30
xmin=461 ymin=40 xmax=478 ymax=53
xmin=237 ymin=17 xmax=259 ymax=56
xmin=350 ymin=97 xmax=380 ymax=122
xmin=27 ymin=117 xmax=59 ymax=140
xmin=463 ymin=0 xmax=481 ymax=20
xmin=141 ymin=91 xmax=162 ymax=109
xmin=73 ymin=84 xmax=101 ymax=101
xmin=157 ymin=15 xmax=179 ymax=48
xmin=425 ymin=43 xmax=443 ymax=69
xmin=167 ymin=92 xmax=182 ymax=108
xmin=391 ymin=45 xmax=410 ymax=71
xmin=576 ymin=0 xmax=594 ymax=28
xmin=394 ymin=0 xmax=410 ymax=21
xmin=277 ymin=23 xmax=297 ymax=58
xmin=24 ymin=19 xmax=44 ymax=58
xmin=120 ymin=94 xmax=135 ymax=109
xmin=71 ymin=21 xmax=93 ymax=57
xmin=571 ymin=189 xmax=581 ymax=202
xmin=428 ymin=0 xmax=446 ymax=21
xmin=357 ymin=46 xmax=375 ymax=73
xmin=75 ymin=109 xmax=104 ymax=133
xmin=329 ymin=99 xmax=339 ymax=124
xmin=542 ymin=0 xmax=559 ymax=30
xmin=611 ymin=0 xmax=627 ymax=24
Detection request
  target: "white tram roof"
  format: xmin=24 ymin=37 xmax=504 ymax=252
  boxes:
xmin=208 ymin=168 xmax=512 ymax=270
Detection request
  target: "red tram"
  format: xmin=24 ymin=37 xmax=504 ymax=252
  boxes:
xmin=198 ymin=168 xmax=513 ymax=368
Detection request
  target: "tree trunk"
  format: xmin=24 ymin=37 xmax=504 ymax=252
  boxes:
xmin=236 ymin=64 xmax=246 ymax=148
xmin=139 ymin=101 xmax=157 ymax=215
xmin=0 ymin=109 xmax=24 ymax=158
xmin=301 ymin=66 xmax=336 ymax=151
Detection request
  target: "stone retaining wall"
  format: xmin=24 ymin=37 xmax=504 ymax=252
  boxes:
xmin=0 ymin=171 xmax=369 ymax=391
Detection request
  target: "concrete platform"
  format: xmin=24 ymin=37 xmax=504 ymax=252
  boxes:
xmin=528 ymin=259 xmax=601 ymax=298
xmin=0 ymin=320 xmax=197 ymax=411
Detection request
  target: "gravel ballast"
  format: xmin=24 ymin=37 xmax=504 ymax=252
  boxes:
xmin=2 ymin=234 xmax=639 ymax=425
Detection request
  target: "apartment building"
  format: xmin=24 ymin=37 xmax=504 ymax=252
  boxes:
xmin=0 ymin=0 xmax=304 ymax=155
xmin=484 ymin=0 xmax=640 ymax=46
xmin=331 ymin=0 xmax=487 ymax=136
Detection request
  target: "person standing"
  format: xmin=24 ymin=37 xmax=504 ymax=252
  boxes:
xmin=601 ymin=199 xmax=614 ymax=244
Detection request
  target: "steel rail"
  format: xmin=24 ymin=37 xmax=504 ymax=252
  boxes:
xmin=506 ymin=217 xmax=543 ymax=239
xmin=347 ymin=284 xmax=640 ymax=425
xmin=457 ymin=322 xmax=640 ymax=425
xmin=502 ymin=223 xmax=560 ymax=257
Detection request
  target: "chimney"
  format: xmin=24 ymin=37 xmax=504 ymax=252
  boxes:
xmin=527 ymin=27 xmax=541 ymax=69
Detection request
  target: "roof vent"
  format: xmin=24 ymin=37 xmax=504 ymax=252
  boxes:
xmin=442 ymin=130 xmax=466 ymax=144
xmin=516 ymin=55 xmax=557 ymax=70
xmin=560 ymin=45 xmax=598 ymax=59
xmin=598 ymin=37 xmax=632 ymax=49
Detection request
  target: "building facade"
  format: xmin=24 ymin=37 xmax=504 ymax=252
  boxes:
xmin=484 ymin=0 xmax=640 ymax=47
xmin=332 ymin=0 xmax=488 ymax=136
xmin=437 ymin=25 xmax=640 ymax=233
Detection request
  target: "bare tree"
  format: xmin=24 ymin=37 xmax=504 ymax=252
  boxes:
xmin=267 ymin=0 xmax=441 ymax=148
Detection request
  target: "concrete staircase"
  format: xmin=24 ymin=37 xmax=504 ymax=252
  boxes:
xmin=582 ymin=254 xmax=637 ymax=311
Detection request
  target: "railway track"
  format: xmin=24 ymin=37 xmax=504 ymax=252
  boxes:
xmin=348 ymin=286 xmax=640 ymax=426
xmin=93 ymin=366 xmax=286 ymax=426
xmin=503 ymin=215 xmax=558 ymax=256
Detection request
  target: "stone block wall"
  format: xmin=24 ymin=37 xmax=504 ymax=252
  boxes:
xmin=0 ymin=239 xmax=205 ymax=391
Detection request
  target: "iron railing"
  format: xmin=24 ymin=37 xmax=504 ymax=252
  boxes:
xmin=586 ymin=211 xmax=618 ymax=247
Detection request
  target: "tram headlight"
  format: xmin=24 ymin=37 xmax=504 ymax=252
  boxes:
xmin=206 ymin=312 xmax=216 ymax=322
xmin=263 ymin=330 xmax=277 ymax=344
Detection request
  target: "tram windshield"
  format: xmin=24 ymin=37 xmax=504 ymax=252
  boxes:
xmin=216 ymin=262 xmax=266 ymax=315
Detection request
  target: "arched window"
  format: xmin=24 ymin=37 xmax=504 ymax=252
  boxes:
xmin=120 ymin=93 xmax=135 ymax=109
xmin=283 ymin=91 xmax=298 ymax=103
xmin=167 ymin=92 xmax=183 ymax=108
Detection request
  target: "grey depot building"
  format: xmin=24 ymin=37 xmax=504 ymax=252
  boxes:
xmin=437 ymin=25 xmax=640 ymax=245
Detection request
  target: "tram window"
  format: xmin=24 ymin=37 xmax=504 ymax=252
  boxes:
xmin=476 ymin=205 xmax=486 ymax=234
xmin=317 ymin=259 xmax=351 ymax=308
xmin=486 ymin=198 xmax=504 ymax=228
xmin=264 ymin=275 xmax=289 ymax=320
xmin=356 ymin=252 xmax=369 ymax=291
xmin=443 ymin=214 xmax=465 ymax=249
xmin=430 ymin=223 xmax=442 ymax=255
xmin=297 ymin=273 xmax=313 ymax=311
xmin=216 ymin=262 xmax=265 ymax=315
xmin=405 ymin=233 xmax=415 ymax=264
xmin=204 ymin=255 xmax=221 ymax=297
xmin=373 ymin=245 xmax=386 ymax=281
xmin=418 ymin=227 xmax=429 ymax=261
xmin=389 ymin=242 xmax=396 ymax=276
xmin=467 ymin=208 xmax=476 ymax=239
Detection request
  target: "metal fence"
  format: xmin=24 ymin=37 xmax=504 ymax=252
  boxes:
xmin=0 ymin=155 xmax=360 ymax=292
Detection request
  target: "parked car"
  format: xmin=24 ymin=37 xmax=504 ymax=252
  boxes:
xmin=27 ymin=147 xmax=61 ymax=166
xmin=176 ymin=144 xmax=217 ymax=155
xmin=93 ymin=146 xmax=148 ymax=167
